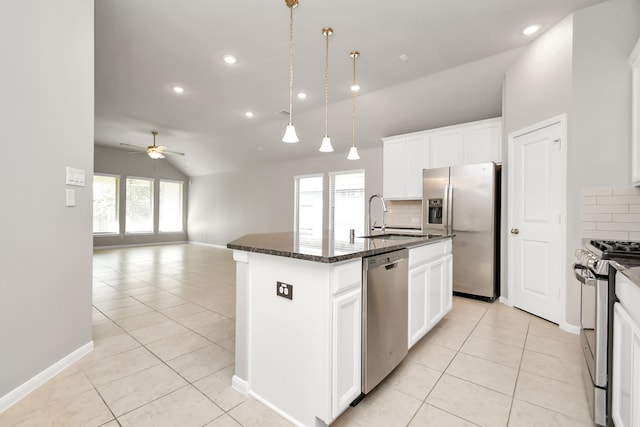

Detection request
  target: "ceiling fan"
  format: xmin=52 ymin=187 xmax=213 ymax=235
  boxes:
xmin=120 ymin=131 xmax=185 ymax=159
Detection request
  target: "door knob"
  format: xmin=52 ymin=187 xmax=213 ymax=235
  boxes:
xmin=511 ymin=228 xmax=520 ymax=235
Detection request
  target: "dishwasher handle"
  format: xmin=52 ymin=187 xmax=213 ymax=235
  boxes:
xmin=385 ymin=262 xmax=400 ymax=270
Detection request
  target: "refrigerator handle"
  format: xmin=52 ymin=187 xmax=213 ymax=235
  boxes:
xmin=443 ymin=184 xmax=451 ymax=233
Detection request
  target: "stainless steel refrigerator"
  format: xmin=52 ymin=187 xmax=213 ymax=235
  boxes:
xmin=422 ymin=162 xmax=500 ymax=300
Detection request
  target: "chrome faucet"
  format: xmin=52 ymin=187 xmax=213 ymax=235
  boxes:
xmin=368 ymin=193 xmax=388 ymax=233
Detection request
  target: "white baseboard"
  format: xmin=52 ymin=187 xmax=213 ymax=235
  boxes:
xmin=231 ymin=375 xmax=249 ymax=395
xmin=93 ymin=241 xmax=188 ymax=250
xmin=499 ymin=296 xmax=512 ymax=306
xmin=561 ymin=322 xmax=581 ymax=335
xmin=189 ymin=241 xmax=230 ymax=250
xmin=0 ymin=341 xmax=94 ymax=414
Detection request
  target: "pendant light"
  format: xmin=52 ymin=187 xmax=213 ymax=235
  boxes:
xmin=282 ymin=0 xmax=299 ymax=143
xmin=347 ymin=51 xmax=360 ymax=160
xmin=319 ymin=27 xmax=334 ymax=152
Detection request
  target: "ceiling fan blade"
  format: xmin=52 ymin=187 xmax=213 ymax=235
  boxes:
xmin=120 ymin=142 xmax=147 ymax=151
xmin=163 ymin=150 xmax=185 ymax=156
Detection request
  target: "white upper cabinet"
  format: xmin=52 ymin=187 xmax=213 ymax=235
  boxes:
xmin=631 ymin=38 xmax=640 ymax=185
xmin=383 ymin=118 xmax=502 ymax=199
xmin=464 ymin=120 xmax=503 ymax=164
xmin=430 ymin=130 xmax=464 ymax=168
xmin=382 ymin=133 xmax=430 ymax=199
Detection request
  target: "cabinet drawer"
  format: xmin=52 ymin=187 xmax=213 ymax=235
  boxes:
xmin=409 ymin=242 xmax=445 ymax=268
xmin=331 ymin=259 xmax=362 ymax=295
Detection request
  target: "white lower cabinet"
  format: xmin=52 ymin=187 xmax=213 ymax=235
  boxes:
xmin=408 ymin=241 xmax=453 ymax=348
xmin=612 ymin=302 xmax=640 ymax=427
xmin=331 ymin=287 xmax=361 ymax=416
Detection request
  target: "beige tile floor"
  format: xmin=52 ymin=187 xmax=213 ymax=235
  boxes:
xmin=0 ymin=244 xmax=597 ymax=427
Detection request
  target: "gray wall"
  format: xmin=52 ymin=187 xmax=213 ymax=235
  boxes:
xmin=503 ymin=0 xmax=640 ymax=326
xmin=94 ymin=144 xmax=189 ymax=247
xmin=0 ymin=0 xmax=94 ymax=399
xmin=188 ymin=147 xmax=383 ymax=246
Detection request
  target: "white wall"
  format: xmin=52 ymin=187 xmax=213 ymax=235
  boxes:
xmin=503 ymin=0 xmax=640 ymax=326
xmin=503 ymin=15 xmax=574 ymax=319
xmin=94 ymin=144 xmax=189 ymax=247
xmin=0 ymin=0 xmax=94 ymax=401
xmin=188 ymin=147 xmax=383 ymax=246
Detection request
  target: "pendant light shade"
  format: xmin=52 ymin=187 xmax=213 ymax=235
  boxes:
xmin=348 ymin=51 xmax=360 ymax=160
xmin=319 ymin=27 xmax=334 ymax=152
xmin=282 ymin=0 xmax=299 ymax=143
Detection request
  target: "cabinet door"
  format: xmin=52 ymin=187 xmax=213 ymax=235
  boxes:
xmin=408 ymin=264 xmax=429 ymax=348
xmin=332 ymin=288 xmax=361 ymax=417
xmin=427 ymin=258 xmax=446 ymax=329
xmin=463 ymin=120 xmax=502 ymax=164
xmin=405 ymin=136 xmax=430 ymax=198
xmin=383 ymin=139 xmax=407 ymax=198
xmin=612 ymin=303 xmax=640 ymax=427
xmin=444 ymin=254 xmax=453 ymax=312
xmin=430 ymin=130 xmax=464 ymax=168
xmin=631 ymin=38 xmax=640 ymax=185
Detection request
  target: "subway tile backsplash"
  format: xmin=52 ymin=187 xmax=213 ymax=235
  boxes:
xmin=386 ymin=200 xmax=422 ymax=229
xmin=581 ymin=186 xmax=640 ymax=241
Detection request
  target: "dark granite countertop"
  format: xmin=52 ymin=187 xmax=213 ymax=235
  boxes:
xmin=227 ymin=231 xmax=453 ymax=263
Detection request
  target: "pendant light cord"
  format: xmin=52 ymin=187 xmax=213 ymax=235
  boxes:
xmin=351 ymin=52 xmax=357 ymax=148
xmin=288 ymin=5 xmax=294 ymax=125
xmin=324 ymin=30 xmax=329 ymax=137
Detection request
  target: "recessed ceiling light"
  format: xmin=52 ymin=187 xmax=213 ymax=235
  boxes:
xmin=398 ymin=54 xmax=409 ymax=62
xmin=350 ymin=84 xmax=360 ymax=92
xmin=172 ymin=86 xmax=184 ymax=94
xmin=522 ymin=24 xmax=541 ymax=35
xmin=245 ymin=111 xmax=254 ymax=118
xmin=222 ymin=54 xmax=238 ymax=64
xmin=297 ymin=92 xmax=307 ymax=99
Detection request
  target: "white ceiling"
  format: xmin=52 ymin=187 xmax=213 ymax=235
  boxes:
xmin=95 ymin=0 xmax=604 ymax=176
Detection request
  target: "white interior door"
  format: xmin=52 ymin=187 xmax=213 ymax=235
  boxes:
xmin=509 ymin=120 xmax=564 ymax=324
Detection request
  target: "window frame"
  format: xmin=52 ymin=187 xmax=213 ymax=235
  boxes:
xmin=329 ymin=169 xmax=366 ymax=243
xmin=294 ymin=173 xmax=324 ymax=245
xmin=125 ymin=175 xmax=155 ymax=235
xmin=158 ymin=179 xmax=185 ymax=233
xmin=92 ymin=173 xmax=121 ymax=236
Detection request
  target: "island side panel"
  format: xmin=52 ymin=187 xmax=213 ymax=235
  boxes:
xmin=247 ymin=253 xmax=335 ymax=426
xmin=232 ymin=250 xmax=250 ymax=393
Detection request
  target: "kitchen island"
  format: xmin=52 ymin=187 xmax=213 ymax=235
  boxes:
xmin=227 ymin=231 xmax=453 ymax=427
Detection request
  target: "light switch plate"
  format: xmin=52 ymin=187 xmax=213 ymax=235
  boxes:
xmin=66 ymin=189 xmax=76 ymax=207
xmin=66 ymin=167 xmax=85 ymax=187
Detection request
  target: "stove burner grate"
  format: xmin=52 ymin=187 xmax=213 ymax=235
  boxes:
xmin=590 ymin=240 xmax=640 ymax=259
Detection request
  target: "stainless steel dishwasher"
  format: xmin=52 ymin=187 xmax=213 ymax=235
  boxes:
xmin=362 ymin=248 xmax=409 ymax=394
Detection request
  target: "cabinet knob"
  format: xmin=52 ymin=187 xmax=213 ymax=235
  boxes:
xmin=511 ymin=228 xmax=520 ymax=235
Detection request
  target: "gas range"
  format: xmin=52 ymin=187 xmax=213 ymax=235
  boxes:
xmin=577 ymin=240 xmax=640 ymax=275
xmin=574 ymin=239 xmax=640 ymax=426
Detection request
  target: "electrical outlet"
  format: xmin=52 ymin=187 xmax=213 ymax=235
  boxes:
xmin=276 ymin=281 xmax=293 ymax=300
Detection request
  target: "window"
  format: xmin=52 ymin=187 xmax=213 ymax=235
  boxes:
xmin=93 ymin=174 xmax=119 ymax=234
xmin=330 ymin=170 xmax=365 ymax=242
xmin=159 ymin=180 xmax=184 ymax=232
xmin=294 ymin=175 xmax=323 ymax=246
xmin=126 ymin=177 xmax=154 ymax=233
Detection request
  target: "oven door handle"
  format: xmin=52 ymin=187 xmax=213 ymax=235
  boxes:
xmin=573 ymin=263 xmax=596 ymax=287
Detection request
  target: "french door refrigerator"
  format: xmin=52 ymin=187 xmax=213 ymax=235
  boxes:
xmin=422 ymin=162 xmax=500 ymax=300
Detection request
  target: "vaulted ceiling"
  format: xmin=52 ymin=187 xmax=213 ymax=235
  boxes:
xmin=95 ymin=0 xmax=604 ymax=176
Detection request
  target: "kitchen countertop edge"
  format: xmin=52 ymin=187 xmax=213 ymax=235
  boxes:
xmin=227 ymin=233 xmax=454 ymax=264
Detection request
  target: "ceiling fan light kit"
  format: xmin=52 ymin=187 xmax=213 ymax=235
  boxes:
xmin=120 ymin=131 xmax=185 ymax=159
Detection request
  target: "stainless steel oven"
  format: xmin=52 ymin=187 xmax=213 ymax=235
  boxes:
xmin=575 ymin=239 xmax=640 ymax=427
xmin=574 ymin=256 xmax=608 ymax=426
